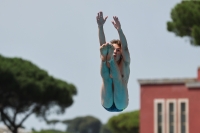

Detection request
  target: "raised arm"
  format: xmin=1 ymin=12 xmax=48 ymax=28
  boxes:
xmin=96 ymin=11 xmax=108 ymax=46
xmin=112 ymin=16 xmax=130 ymax=63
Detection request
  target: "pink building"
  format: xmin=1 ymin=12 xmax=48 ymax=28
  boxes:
xmin=138 ymin=67 xmax=200 ymax=133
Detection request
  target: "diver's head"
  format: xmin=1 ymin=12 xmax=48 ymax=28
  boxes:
xmin=110 ymin=39 xmax=123 ymax=63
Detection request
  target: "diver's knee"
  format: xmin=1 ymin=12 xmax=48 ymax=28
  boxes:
xmin=101 ymin=98 xmax=113 ymax=108
xmin=114 ymin=96 xmax=129 ymax=110
xmin=115 ymin=101 xmax=128 ymax=110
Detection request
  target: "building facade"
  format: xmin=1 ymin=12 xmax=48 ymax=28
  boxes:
xmin=138 ymin=67 xmax=200 ymax=133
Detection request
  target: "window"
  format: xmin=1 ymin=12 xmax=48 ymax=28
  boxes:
xmin=178 ymin=99 xmax=188 ymax=133
xmin=154 ymin=99 xmax=165 ymax=133
xmin=158 ymin=103 xmax=162 ymax=133
xmin=166 ymin=99 xmax=176 ymax=133
xmin=169 ymin=103 xmax=174 ymax=133
xmin=181 ymin=103 xmax=186 ymax=133
xmin=178 ymin=99 xmax=189 ymax=133
xmin=154 ymin=99 xmax=188 ymax=133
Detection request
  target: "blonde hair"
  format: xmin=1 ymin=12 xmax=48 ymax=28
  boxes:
xmin=110 ymin=39 xmax=121 ymax=47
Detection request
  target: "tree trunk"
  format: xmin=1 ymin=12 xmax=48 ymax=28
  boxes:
xmin=12 ymin=127 xmax=18 ymax=133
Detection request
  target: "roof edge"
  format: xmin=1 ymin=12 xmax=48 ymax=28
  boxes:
xmin=186 ymin=82 xmax=200 ymax=88
xmin=138 ymin=78 xmax=197 ymax=85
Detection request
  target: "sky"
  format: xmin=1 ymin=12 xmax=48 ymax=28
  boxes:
xmin=0 ymin=0 xmax=200 ymax=131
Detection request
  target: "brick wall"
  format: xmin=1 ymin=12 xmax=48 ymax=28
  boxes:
xmin=140 ymin=84 xmax=200 ymax=133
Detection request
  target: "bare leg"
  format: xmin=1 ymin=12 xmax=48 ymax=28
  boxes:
xmin=107 ymin=45 xmax=129 ymax=110
xmin=100 ymin=44 xmax=113 ymax=108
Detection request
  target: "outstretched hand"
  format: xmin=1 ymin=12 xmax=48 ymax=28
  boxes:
xmin=96 ymin=11 xmax=108 ymax=27
xmin=112 ymin=16 xmax=121 ymax=30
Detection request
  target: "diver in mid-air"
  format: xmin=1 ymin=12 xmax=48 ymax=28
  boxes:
xmin=96 ymin=11 xmax=131 ymax=112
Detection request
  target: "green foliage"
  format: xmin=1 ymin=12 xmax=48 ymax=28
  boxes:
xmin=46 ymin=119 xmax=61 ymax=125
xmin=32 ymin=129 xmax=68 ymax=133
xmin=107 ymin=110 xmax=139 ymax=133
xmin=63 ymin=116 xmax=102 ymax=133
xmin=0 ymin=54 xmax=77 ymax=133
xmin=167 ymin=0 xmax=200 ymax=46
xmin=99 ymin=124 xmax=112 ymax=133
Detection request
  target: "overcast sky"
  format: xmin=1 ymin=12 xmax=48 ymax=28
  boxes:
xmin=0 ymin=0 xmax=200 ymax=131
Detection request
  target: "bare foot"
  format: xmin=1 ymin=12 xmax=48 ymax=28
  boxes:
xmin=107 ymin=44 xmax=114 ymax=62
xmin=100 ymin=44 xmax=108 ymax=62
xmin=106 ymin=44 xmax=114 ymax=68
